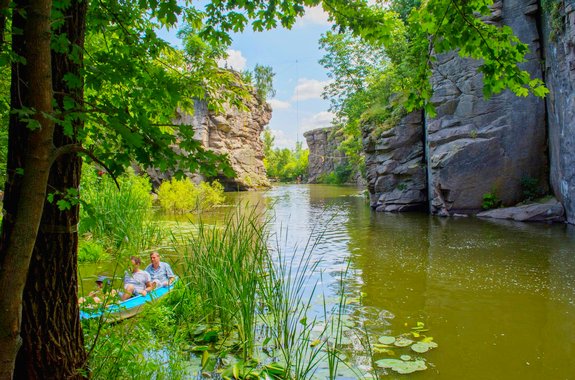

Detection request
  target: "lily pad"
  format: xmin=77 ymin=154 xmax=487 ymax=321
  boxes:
xmin=411 ymin=341 xmax=438 ymax=353
xmin=378 ymin=336 xmax=396 ymax=345
xmin=375 ymin=358 xmax=427 ymax=374
xmin=394 ymin=336 xmax=414 ymax=347
xmin=400 ymin=355 xmax=412 ymax=361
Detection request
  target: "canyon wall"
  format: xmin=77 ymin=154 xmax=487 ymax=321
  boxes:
xmin=364 ymin=0 xmax=575 ymax=223
xmin=304 ymin=127 xmax=353 ymax=183
xmin=543 ymin=2 xmax=575 ymax=224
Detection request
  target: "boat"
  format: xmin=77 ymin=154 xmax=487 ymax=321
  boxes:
xmin=80 ymin=278 xmax=177 ymax=322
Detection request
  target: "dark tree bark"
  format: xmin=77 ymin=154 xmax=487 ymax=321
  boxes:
xmin=12 ymin=0 xmax=89 ymax=378
xmin=0 ymin=0 xmax=57 ymax=377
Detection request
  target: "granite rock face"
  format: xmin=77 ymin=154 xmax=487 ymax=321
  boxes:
xmin=304 ymin=127 xmax=361 ymax=184
xmin=426 ymin=0 xmax=547 ymax=215
xmin=364 ymin=111 xmax=427 ymax=212
xmin=148 ymin=93 xmax=271 ymax=191
xmin=543 ymin=2 xmax=575 ymax=224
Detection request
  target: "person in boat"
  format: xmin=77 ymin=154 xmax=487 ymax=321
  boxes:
xmin=145 ymin=251 xmax=175 ymax=288
xmin=121 ymin=256 xmax=153 ymax=300
xmin=79 ymin=275 xmax=116 ymax=304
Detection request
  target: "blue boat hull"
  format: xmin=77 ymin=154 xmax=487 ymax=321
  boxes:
xmin=80 ymin=279 xmax=177 ymax=322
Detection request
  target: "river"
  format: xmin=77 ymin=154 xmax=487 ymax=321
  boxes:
xmin=81 ymin=184 xmax=575 ymax=379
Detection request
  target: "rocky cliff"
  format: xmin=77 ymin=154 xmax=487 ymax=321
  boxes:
xmin=364 ymin=111 xmax=427 ymax=212
xmin=305 ymin=127 xmax=344 ymax=183
xmin=304 ymin=127 xmax=362 ymax=184
xmin=156 ymin=92 xmax=271 ymax=191
xmin=543 ymin=2 xmax=575 ymax=224
xmin=364 ymin=0 xmax=575 ymax=223
xmin=426 ymin=0 xmax=547 ymax=215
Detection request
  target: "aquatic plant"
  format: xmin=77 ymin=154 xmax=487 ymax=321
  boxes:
xmin=157 ymin=178 xmax=225 ymax=213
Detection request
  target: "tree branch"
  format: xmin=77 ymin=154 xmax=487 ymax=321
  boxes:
xmin=51 ymin=144 xmax=120 ymax=189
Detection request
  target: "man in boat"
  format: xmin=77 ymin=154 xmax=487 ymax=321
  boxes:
xmin=121 ymin=256 xmax=153 ymax=300
xmin=145 ymin=251 xmax=175 ymax=288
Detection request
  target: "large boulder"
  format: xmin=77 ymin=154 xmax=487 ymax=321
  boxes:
xmin=543 ymin=2 xmax=575 ymax=224
xmin=364 ymin=111 xmax=427 ymax=212
xmin=426 ymin=0 xmax=548 ymax=215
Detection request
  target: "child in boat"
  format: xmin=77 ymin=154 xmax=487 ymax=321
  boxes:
xmin=121 ymin=256 xmax=153 ymax=300
xmin=79 ymin=275 xmax=117 ymax=305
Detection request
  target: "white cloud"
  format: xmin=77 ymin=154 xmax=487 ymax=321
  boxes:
xmin=300 ymin=111 xmax=335 ymax=133
xmin=292 ymin=78 xmax=332 ymax=101
xmin=295 ymin=6 xmax=331 ymax=27
xmin=269 ymin=129 xmax=296 ymax=149
xmin=268 ymin=99 xmax=291 ymax=110
xmin=217 ymin=49 xmax=247 ymax=71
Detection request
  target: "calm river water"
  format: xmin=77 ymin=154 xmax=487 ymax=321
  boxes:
xmin=82 ymin=184 xmax=575 ymax=379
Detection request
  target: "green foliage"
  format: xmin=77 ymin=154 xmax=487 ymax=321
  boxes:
xmin=157 ymin=178 xmax=225 ymax=213
xmin=542 ymin=0 xmax=564 ymax=41
xmin=521 ymin=176 xmax=545 ymax=202
xmin=482 ymin=191 xmax=502 ymax=210
xmin=317 ymin=163 xmax=354 ymax=185
xmin=243 ymin=64 xmax=276 ymax=101
xmin=78 ymin=240 xmax=108 ymax=263
xmin=79 ymin=164 xmax=163 ymax=253
xmin=263 ymin=135 xmax=308 ymax=182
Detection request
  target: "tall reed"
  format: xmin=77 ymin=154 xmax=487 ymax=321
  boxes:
xmin=79 ymin=164 xmax=164 ymax=255
xmin=174 ymin=206 xmax=270 ymax=359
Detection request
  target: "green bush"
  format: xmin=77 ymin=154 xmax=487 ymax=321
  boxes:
xmin=482 ymin=192 xmax=501 ymax=210
xmin=78 ymin=240 xmax=108 ymax=263
xmin=318 ymin=163 xmax=353 ymax=185
xmin=157 ymin=178 xmax=225 ymax=213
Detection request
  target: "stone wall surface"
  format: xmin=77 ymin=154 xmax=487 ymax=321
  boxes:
xmin=364 ymin=111 xmax=427 ymax=212
xmin=543 ymin=1 xmax=575 ymax=224
xmin=304 ymin=127 xmax=348 ymax=183
xmin=148 ymin=93 xmax=271 ymax=191
xmin=425 ymin=0 xmax=548 ymax=215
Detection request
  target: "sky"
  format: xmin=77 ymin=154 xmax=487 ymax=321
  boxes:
xmin=160 ymin=6 xmax=335 ymax=150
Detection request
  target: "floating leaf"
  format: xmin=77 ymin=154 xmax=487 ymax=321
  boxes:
xmin=375 ymin=358 xmax=427 ymax=374
xmin=400 ymin=355 xmax=412 ymax=361
xmin=411 ymin=341 xmax=438 ymax=353
xmin=394 ymin=337 xmax=414 ymax=347
xmin=378 ymin=336 xmax=396 ymax=345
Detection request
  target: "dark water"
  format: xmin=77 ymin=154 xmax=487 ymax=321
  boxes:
xmin=81 ymin=184 xmax=575 ymax=379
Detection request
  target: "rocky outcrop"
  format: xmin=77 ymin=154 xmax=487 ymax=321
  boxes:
xmin=364 ymin=111 xmax=427 ymax=212
xmin=426 ymin=0 xmax=548 ymax=215
xmin=477 ymin=198 xmax=565 ymax=223
xmin=543 ymin=2 xmax=575 ymax=224
xmin=304 ymin=127 xmax=361 ymax=184
xmin=155 ymin=93 xmax=271 ymax=191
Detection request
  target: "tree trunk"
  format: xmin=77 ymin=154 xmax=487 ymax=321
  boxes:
xmin=0 ymin=0 xmax=56 ymax=377
xmin=12 ymin=0 xmax=89 ymax=378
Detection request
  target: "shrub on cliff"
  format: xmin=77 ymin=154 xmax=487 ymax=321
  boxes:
xmin=157 ymin=178 xmax=225 ymax=213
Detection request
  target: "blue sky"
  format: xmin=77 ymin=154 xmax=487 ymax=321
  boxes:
xmin=160 ymin=6 xmax=334 ymax=149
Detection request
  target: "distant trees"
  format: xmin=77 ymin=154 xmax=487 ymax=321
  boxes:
xmin=262 ymin=128 xmax=308 ymax=182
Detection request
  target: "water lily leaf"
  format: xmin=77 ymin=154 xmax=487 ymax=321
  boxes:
xmin=394 ymin=337 xmax=414 ymax=347
xmin=376 ymin=358 xmax=427 ymax=374
xmin=400 ymin=355 xmax=412 ymax=361
xmin=378 ymin=336 xmax=396 ymax=344
xmin=421 ymin=336 xmax=434 ymax=343
xmin=372 ymin=346 xmax=395 ymax=355
xmin=411 ymin=341 xmax=438 ymax=353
